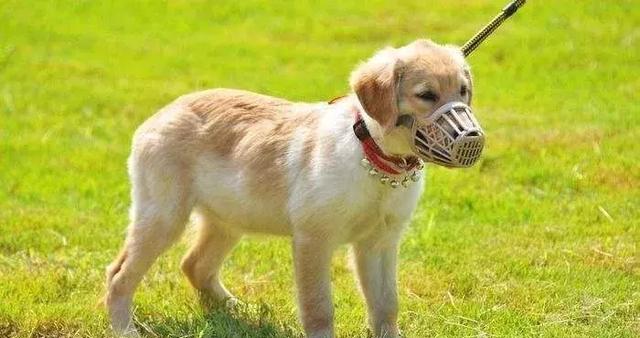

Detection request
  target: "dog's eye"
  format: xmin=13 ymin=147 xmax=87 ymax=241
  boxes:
xmin=417 ymin=91 xmax=438 ymax=102
xmin=460 ymin=85 xmax=468 ymax=96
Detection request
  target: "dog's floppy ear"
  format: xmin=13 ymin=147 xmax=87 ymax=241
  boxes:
xmin=350 ymin=48 xmax=403 ymax=131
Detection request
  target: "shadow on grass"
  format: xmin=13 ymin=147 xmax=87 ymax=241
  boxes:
xmin=0 ymin=320 xmax=19 ymax=338
xmin=137 ymin=302 xmax=300 ymax=338
xmin=0 ymin=317 xmax=96 ymax=338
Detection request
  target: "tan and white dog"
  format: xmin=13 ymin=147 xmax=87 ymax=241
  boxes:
xmin=105 ymin=39 xmax=474 ymax=337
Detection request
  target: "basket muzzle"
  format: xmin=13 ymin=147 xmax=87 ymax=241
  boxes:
xmin=409 ymin=101 xmax=485 ymax=168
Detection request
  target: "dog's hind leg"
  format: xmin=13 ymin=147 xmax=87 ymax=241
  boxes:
xmin=106 ymin=156 xmax=193 ymax=337
xmin=181 ymin=213 xmax=240 ymax=308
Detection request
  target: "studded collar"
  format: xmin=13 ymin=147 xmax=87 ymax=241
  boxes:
xmin=352 ymin=109 xmax=423 ymax=188
xmin=327 ymin=95 xmax=423 ymax=188
xmin=352 ymin=110 xmax=421 ymax=175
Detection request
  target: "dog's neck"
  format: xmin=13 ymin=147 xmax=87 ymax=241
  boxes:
xmin=350 ymin=96 xmax=421 ymax=176
xmin=350 ymin=97 xmax=414 ymax=157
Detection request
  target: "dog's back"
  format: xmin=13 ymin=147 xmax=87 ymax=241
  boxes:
xmin=132 ymin=88 xmax=296 ymax=157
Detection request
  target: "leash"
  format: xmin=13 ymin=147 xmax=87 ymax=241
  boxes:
xmin=461 ymin=0 xmax=526 ymax=57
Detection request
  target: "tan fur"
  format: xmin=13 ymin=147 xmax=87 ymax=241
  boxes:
xmin=184 ymin=89 xmax=319 ymax=198
xmin=105 ymin=39 xmax=474 ymax=338
xmin=106 ymin=248 xmax=127 ymax=287
xmin=350 ymin=48 xmax=402 ymax=130
xmin=350 ymin=40 xmax=472 ymax=157
xmin=180 ymin=212 xmax=240 ymax=306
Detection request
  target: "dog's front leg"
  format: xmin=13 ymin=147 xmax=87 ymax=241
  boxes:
xmin=353 ymin=234 xmax=401 ymax=338
xmin=293 ymin=232 xmax=335 ymax=338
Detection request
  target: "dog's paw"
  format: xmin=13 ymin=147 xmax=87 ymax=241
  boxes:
xmin=224 ymin=296 xmax=242 ymax=310
xmin=375 ymin=324 xmax=400 ymax=338
xmin=111 ymin=325 xmax=140 ymax=338
xmin=198 ymin=291 xmax=242 ymax=311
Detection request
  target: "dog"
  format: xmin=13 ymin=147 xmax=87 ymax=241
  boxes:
xmin=105 ymin=39 xmax=477 ymax=337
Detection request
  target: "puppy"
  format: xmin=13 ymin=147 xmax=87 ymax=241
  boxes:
xmin=105 ymin=39 xmax=477 ymax=337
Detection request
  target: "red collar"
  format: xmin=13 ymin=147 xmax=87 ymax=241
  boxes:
xmin=352 ymin=110 xmax=421 ymax=176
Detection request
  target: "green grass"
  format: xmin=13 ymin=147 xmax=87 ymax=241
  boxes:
xmin=1 ymin=0 xmax=639 ymax=337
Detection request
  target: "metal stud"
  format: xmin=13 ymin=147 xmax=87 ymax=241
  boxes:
xmin=410 ymin=171 xmax=421 ymax=182
xmin=368 ymin=168 xmax=378 ymax=176
xmin=360 ymin=158 xmax=371 ymax=169
xmin=380 ymin=175 xmax=390 ymax=184
xmin=389 ymin=180 xmax=399 ymax=188
xmin=401 ymin=177 xmax=410 ymax=188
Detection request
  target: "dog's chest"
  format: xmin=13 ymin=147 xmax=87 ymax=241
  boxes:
xmin=341 ymin=178 xmax=423 ymax=243
xmin=288 ymin=163 xmax=424 ymax=243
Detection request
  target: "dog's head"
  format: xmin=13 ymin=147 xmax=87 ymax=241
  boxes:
xmin=350 ymin=39 xmax=483 ymax=167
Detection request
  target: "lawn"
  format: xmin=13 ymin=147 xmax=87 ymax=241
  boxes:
xmin=1 ymin=0 xmax=639 ymax=337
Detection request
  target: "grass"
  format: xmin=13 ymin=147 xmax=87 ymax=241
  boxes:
xmin=1 ymin=0 xmax=639 ymax=337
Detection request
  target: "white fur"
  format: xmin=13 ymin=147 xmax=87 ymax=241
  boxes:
xmin=106 ymin=96 xmax=423 ymax=338
xmin=105 ymin=39 xmax=471 ymax=338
